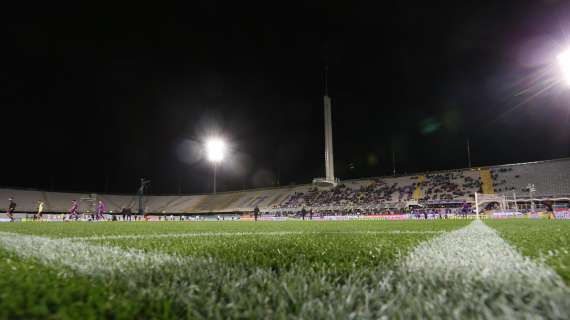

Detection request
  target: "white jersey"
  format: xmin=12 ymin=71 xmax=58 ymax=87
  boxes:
xmin=38 ymin=202 xmax=45 ymax=213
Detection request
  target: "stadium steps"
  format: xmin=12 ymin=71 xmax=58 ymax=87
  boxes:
xmin=159 ymin=196 xmax=189 ymax=212
xmin=220 ymin=193 xmax=249 ymax=210
xmin=179 ymin=197 xmax=203 ymax=213
xmin=268 ymin=192 xmax=292 ymax=207
xmin=101 ymin=195 xmax=119 ymax=211
xmin=191 ymin=193 xmax=245 ymax=212
xmin=101 ymin=195 xmax=137 ymax=213
xmin=480 ymin=169 xmax=495 ymax=194
xmin=187 ymin=195 xmax=209 ymax=212
xmin=237 ymin=191 xmax=262 ymax=208
xmin=413 ymin=176 xmax=425 ymax=200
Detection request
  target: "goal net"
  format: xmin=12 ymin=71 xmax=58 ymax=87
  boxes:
xmin=474 ymin=192 xmax=520 ymax=217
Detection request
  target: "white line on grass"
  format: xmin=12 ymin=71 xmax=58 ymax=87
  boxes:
xmin=401 ymin=220 xmax=562 ymax=286
xmin=0 ymin=222 xmax=568 ymax=318
xmin=65 ymin=230 xmax=445 ymax=241
xmin=0 ymin=231 xmax=184 ymax=276
xmin=390 ymin=220 xmax=570 ymax=318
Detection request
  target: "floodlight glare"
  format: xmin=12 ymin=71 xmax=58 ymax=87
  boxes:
xmin=558 ymin=48 xmax=570 ymax=85
xmin=205 ymin=138 xmax=226 ymax=163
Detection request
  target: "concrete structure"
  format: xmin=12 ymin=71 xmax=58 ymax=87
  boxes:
xmin=324 ymin=94 xmax=335 ymax=183
xmin=1 ymin=158 xmax=569 ymax=216
xmin=314 ymin=66 xmax=337 ymax=187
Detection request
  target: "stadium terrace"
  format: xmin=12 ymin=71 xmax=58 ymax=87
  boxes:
xmin=2 ymin=157 xmax=569 ymax=221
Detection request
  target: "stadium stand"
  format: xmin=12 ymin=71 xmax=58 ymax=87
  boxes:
xmin=286 ymin=176 xmax=417 ymax=207
xmin=413 ymin=175 xmax=425 ymax=200
xmin=98 ymin=194 xmax=138 ymax=212
xmin=1 ymin=158 xmax=569 ymax=215
xmin=143 ymin=195 xmax=203 ymax=213
xmin=0 ymin=189 xmax=45 ymax=212
xmin=44 ymin=192 xmax=94 ymax=212
xmin=479 ymin=169 xmax=495 ymax=194
xmin=418 ymin=170 xmax=482 ymax=202
xmin=489 ymin=158 xmax=570 ymax=197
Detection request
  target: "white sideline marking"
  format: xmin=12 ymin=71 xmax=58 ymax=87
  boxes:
xmin=402 ymin=220 xmax=565 ymax=286
xmin=0 ymin=232 xmax=184 ymax=276
xmin=395 ymin=220 xmax=570 ymax=318
xmin=65 ymin=230 xmax=445 ymax=241
xmin=0 ymin=229 xmax=441 ymax=273
xmin=0 ymin=222 xmax=567 ymax=318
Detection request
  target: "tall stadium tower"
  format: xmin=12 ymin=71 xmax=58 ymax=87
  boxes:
xmin=314 ymin=66 xmax=337 ymax=186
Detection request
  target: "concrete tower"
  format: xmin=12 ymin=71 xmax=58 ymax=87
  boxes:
xmin=313 ymin=65 xmax=337 ymax=187
xmin=323 ymin=68 xmax=335 ymax=183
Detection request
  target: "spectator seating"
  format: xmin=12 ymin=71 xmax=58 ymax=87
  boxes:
xmin=489 ymin=158 xmax=570 ymax=197
xmin=1 ymin=158 xmax=568 ymax=214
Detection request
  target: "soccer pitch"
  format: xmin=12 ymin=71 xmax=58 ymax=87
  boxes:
xmin=0 ymin=220 xmax=568 ymax=319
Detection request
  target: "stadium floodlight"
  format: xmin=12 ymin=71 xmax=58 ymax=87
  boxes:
xmin=558 ymin=48 xmax=570 ymax=86
xmin=205 ymin=138 xmax=226 ymax=163
xmin=205 ymin=137 xmax=227 ymax=193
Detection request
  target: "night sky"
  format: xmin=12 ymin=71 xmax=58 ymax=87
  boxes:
xmin=3 ymin=1 xmax=570 ymax=194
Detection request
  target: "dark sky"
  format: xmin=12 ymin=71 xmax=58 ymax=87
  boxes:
xmin=3 ymin=0 xmax=570 ymax=194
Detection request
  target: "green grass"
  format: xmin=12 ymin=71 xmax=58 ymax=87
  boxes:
xmin=0 ymin=219 xmax=467 ymax=238
xmin=92 ymin=232 xmax=434 ymax=274
xmin=0 ymin=249 xmax=151 ymax=320
xmin=0 ymin=220 xmax=469 ymax=319
xmin=485 ymin=219 xmax=570 ymax=284
xmin=0 ymin=219 xmax=467 ymax=275
xmin=0 ymin=219 xmax=570 ymax=319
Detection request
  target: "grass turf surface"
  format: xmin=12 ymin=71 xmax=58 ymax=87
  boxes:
xmin=0 ymin=220 xmax=467 ymax=275
xmin=0 ymin=220 xmax=467 ymax=319
xmin=0 ymin=219 xmax=568 ymax=319
xmin=0 ymin=219 xmax=466 ymax=238
xmin=485 ymin=219 xmax=570 ymax=284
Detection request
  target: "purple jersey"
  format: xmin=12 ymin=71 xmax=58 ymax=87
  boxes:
xmin=70 ymin=202 xmax=79 ymax=213
xmin=96 ymin=202 xmax=106 ymax=214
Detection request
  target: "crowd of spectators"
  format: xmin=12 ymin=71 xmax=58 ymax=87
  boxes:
xmin=419 ymin=171 xmax=481 ymax=201
xmin=266 ymin=208 xmax=397 ymax=218
xmin=278 ymin=179 xmax=418 ymax=209
xmin=279 ymin=171 xmax=485 ymax=210
xmin=264 ymin=205 xmax=474 ymax=218
xmin=490 ymin=167 xmax=520 ymax=193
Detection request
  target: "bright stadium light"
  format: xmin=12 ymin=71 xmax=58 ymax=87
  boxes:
xmin=205 ymin=138 xmax=226 ymax=163
xmin=558 ymin=48 xmax=570 ymax=86
xmin=205 ymin=137 xmax=227 ymax=193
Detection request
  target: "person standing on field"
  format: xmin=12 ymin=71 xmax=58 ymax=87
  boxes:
xmin=96 ymin=201 xmax=106 ymax=220
xmin=36 ymin=200 xmax=45 ymax=221
xmin=69 ymin=200 xmax=79 ymax=220
xmin=253 ymin=206 xmax=260 ymax=221
xmin=6 ymin=197 xmax=16 ymax=222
